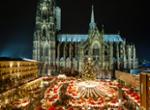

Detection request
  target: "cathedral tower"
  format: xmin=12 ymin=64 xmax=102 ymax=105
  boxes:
xmin=33 ymin=0 xmax=61 ymax=66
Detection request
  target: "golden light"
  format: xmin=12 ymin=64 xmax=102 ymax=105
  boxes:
xmin=17 ymin=62 xmax=20 ymax=67
xmin=10 ymin=62 xmax=13 ymax=68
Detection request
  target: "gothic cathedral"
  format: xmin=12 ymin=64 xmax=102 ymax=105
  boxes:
xmin=33 ymin=0 xmax=138 ymax=74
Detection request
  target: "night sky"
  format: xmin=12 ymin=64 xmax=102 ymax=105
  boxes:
xmin=0 ymin=0 xmax=149 ymax=61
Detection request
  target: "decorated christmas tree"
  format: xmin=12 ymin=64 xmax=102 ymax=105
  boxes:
xmin=81 ymin=57 xmax=96 ymax=80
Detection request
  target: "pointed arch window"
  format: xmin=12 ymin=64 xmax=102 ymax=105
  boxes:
xmin=42 ymin=28 xmax=47 ymax=37
xmin=93 ymin=43 xmax=100 ymax=56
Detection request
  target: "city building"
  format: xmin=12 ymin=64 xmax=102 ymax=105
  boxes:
xmin=0 ymin=57 xmax=42 ymax=109
xmin=32 ymin=0 xmax=138 ymax=75
xmin=140 ymin=73 xmax=150 ymax=110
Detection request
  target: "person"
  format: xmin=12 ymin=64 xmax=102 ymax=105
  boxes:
xmin=48 ymin=105 xmax=56 ymax=110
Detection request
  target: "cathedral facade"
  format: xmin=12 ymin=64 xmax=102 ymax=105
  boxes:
xmin=33 ymin=0 xmax=138 ymax=73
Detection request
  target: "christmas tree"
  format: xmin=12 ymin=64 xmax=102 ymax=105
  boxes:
xmin=81 ymin=57 xmax=96 ymax=80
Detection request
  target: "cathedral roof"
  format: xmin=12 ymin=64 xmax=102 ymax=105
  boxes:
xmin=103 ymin=34 xmax=123 ymax=42
xmin=57 ymin=34 xmax=88 ymax=42
xmin=57 ymin=34 xmax=123 ymax=43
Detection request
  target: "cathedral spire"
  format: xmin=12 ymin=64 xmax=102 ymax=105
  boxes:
xmin=89 ymin=5 xmax=96 ymax=30
xmin=91 ymin=5 xmax=95 ymax=24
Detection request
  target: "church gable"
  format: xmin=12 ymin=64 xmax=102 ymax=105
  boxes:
xmin=89 ymin=28 xmax=102 ymax=43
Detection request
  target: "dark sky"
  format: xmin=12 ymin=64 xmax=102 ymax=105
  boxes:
xmin=0 ymin=0 xmax=149 ymax=61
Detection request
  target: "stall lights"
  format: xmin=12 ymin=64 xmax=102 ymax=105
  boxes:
xmin=17 ymin=62 xmax=20 ymax=67
xmin=40 ymin=81 xmax=44 ymax=88
xmin=10 ymin=62 xmax=13 ymax=68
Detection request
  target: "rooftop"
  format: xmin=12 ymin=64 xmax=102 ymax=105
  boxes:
xmin=57 ymin=34 xmax=123 ymax=42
